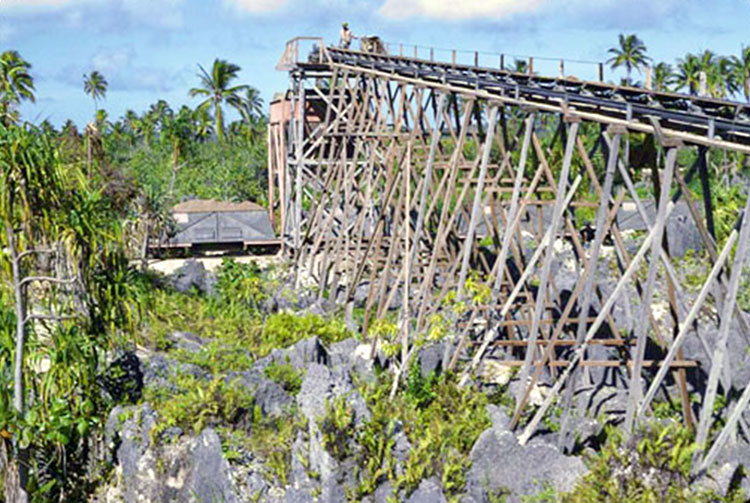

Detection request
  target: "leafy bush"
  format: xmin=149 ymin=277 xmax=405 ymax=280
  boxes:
xmin=260 ymin=312 xmax=351 ymax=355
xmin=264 ymin=361 xmax=304 ymax=394
xmin=213 ymin=258 xmax=268 ymax=312
xmin=356 ymin=372 xmax=490 ymax=499
xmin=174 ymin=339 xmax=255 ymax=375
xmin=146 ymin=375 xmax=254 ymax=439
xmin=247 ymin=407 xmax=307 ymax=485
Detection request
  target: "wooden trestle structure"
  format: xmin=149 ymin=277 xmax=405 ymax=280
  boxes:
xmin=270 ymin=37 xmax=750 ymax=472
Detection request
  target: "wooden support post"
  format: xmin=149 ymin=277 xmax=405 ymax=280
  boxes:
xmin=457 ymin=106 xmax=499 ymax=292
xmin=491 ymin=114 xmax=535 ymax=296
xmin=624 ymin=146 xmax=678 ymax=433
xmin=519 ymin=199 xmax=680 ymax=445
xmin=598 ymin=63 xmax=604 ymax=82
xmin=554 ymin=130 xmax=622 ymax=442
xmin=694 ymin=194 xmax=750 ymax=468
xmin=408 ymin=93 xmax=446 ymax=290
xmin=639 ymin=226 xmax=739 ymax=418
xmin=515 ymin=120 xmax=580 ymax=405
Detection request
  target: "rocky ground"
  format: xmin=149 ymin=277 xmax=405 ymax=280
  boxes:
xmin=90 ymin=255 xmax=750 ymax=503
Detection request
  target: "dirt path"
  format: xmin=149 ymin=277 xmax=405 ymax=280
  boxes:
xmin=146 ymin=252 xmax=284 ymax=275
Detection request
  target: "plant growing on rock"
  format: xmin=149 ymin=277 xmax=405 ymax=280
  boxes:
xmin=563 ymin=421 xmax=744 ymax=502
xmin=263 ymin=361 xmax=304 ymax=395
xmin=318 ymin=395 xmax=356 ymax=461
xmin=146 ymin=375 xmax=254 ymax=440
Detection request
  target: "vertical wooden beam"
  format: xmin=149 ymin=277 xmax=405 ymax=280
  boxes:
xmin=408 ymin=93 xmax=447 ymax=286
xmin=554 ymin=129 xmax=622 ymax=440
xmin=457 ymin=105 xmax=499 ymax=292
xmin=515 ymin=120 xmax=580 ymax=404
xmin=624 ymin=145 xmax=679 ymax=433
xmin=519 ymin=199 xmax=680 ymax=445
xmin=694 ymin=194 xmax=750 ymax=466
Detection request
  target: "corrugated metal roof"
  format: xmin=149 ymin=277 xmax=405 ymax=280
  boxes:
xmin=172 ymin=199 xmax=266 ymax=214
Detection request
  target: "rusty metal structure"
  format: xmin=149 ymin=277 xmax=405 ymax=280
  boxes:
xmin=270 ymin=37 xmax=750 ymax=471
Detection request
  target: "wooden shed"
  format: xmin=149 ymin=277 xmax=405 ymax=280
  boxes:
xmin=155 ymin=199 xmax=280 ymax=253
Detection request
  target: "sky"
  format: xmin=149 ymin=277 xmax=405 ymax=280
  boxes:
xmin=2 ymin=0 xmax=749 ymax=127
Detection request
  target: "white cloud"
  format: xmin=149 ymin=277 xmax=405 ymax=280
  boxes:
xmin=91 ymin=46 xmax=135 ymax=74
xmin=223 ymin=0 xmax=289 ymax=14
xmin=120 ymin=0 xmax=184 ymax=29
xmin=378 ymin=0 xmax=545 ymax=20
xmin=3 ymin=0 xmax=184 ymax=30
xmin=3 ymin=0 xmax=74 ymax=7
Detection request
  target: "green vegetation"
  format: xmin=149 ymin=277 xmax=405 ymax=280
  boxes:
xmin=607 ymin=34 xmax=650 ymax=85
xmin=563 ymin=422 xmax=744 ymax=503
xmin=264 ymin=361 xmax=305 ymax=394
xmin=349 ymin=366 xmax=493 ymax=501
xmin=319 ymin=395 xmax=357 ymax=461
xmin=607 ymin=34 xmax=750 ymax=101
xmin=2 ymin=29 xmax=750 ymax=503
xmin=145 ymin=375 xmax=254 ymax=440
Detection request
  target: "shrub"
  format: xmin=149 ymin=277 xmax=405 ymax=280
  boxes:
xmin=146 ymin=375 xmax=254 ymax=439
xmin=264 ymin=361 xmax=304 ymax=394
xmin=260 ymin=313 xmax=351 ymax=355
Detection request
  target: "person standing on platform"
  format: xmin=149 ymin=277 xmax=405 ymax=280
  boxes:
xmin=340 ymin=22 xmax=355 ymax=49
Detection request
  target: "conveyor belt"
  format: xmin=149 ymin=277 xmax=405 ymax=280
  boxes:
xmin=295 ymin=45 xmax=750 ymax=148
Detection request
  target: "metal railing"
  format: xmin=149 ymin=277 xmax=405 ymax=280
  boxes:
xmin=377 ymin=40 xmax=607 ymax=83
xmin=276 ymin=37 xmax=330 ymax=71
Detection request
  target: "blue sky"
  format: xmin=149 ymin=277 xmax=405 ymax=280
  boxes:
xmin=2 ymin=0 xmax=748 ymax=127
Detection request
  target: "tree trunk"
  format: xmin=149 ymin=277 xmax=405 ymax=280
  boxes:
xmin=168 ymin=143 xmax=180 ymax=198
xmin=4 ymin=223 xmax=29 ymax=503
xmin=216 ymin=101 xmax=224 ymax=143
xmin=141 ymin=221 xmax=150 ymax=272
xmin=86 ymin=127 xmax=92 ymax=176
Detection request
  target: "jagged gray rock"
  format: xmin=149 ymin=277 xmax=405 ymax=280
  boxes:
xmin=297 ymin=362 xmax=370 ymax=426
xmin=168 ymin=259 xmax=216 ymax=295
xmin=107 ymin=405 xmax=241 ymax=503
xmin=465 ymin=425 xmax=587 ymax=502
xmin=235 ymin=370 xmax=293 ymax=416
xmin=418 ymin=342 xmax=444 ymax=378
xmin=704 ymin=436 xmax=750 ymax=497
xmin=370 ymin=481 xmax=394 ymax=503
xmin=170 ymin=331 xmax=205 ymax=353
xmin=406 ymin=477 xmax=446 ymax=503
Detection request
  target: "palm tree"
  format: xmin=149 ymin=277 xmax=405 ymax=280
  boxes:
xmin=83 ymin=71 xmax=107 ymax=172
xmin=147 ymin=99 xmax=173 ymax=137
xmin=607 ymin=34 xmax=650 ymax=86
xmin=188 ymin=58 xmax=248 ymax=142
xmin=236 ymin=86 xmax=264 ymax=124
xmin=652 ymin=62 xmax=675 ymax=92
xmin=711 ymin=56 xmax=738 ymax=99
xmin=675 ymin=53 xmax=702 ymax=95
xmin=731 ymin=46 xmax=750 ymax=102
xmin=161 ymin=110 xmax=192 ymax=197
xmin=83 ymin=70 xmax=107 ymax=115
xmin=0 ymin=50 xmax=35 ymax=125
xmin=191 ymin=106 xmax=215 ymax=142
